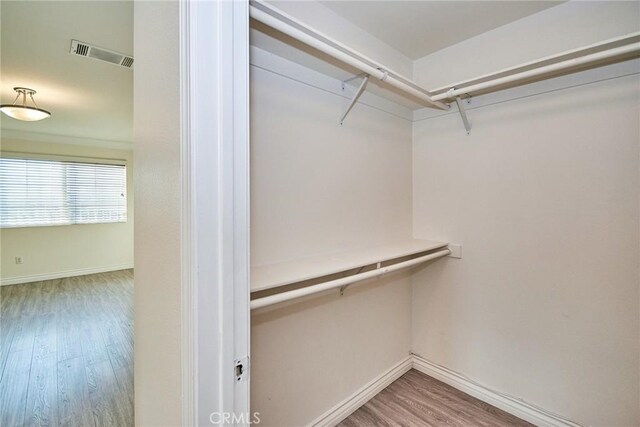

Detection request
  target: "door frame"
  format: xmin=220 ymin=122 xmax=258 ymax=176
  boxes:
xmin=180 ymin=0 xmax=250 ymax=424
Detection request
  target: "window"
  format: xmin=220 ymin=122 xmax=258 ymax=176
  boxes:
xmin=0 ymin=155 xmax=127 ymax=228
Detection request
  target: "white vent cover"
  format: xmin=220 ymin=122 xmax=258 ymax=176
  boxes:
xmin=70 ymin=40 xmax=133 ymax=69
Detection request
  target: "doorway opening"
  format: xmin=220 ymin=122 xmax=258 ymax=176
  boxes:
xmin=0 ymin=1 xmax=134 ymax=425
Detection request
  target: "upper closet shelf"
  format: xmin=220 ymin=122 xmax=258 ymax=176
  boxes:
xmin=430 ymin=32 xmax=640 ymax=102
xmin=251 ymin=239 xmax=448 ymax=293
xmin=249 ymin=0 xmax=450 ymax=115
xmin=251 ymin=0 xmax=639 ymax=133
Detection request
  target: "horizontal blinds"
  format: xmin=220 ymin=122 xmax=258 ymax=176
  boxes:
xmin=0 ymin=157 xmax=127 ymax=228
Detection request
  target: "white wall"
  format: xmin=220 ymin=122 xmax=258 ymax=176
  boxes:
xmin=411 ymin=3 xmax=640 ymax=425
xmin=250 ymin=59 xmax=413 ymax=425
xmin=0 ymin=138 xmax=133 ymax=284
xmin=133 ymin=1 xmax=182 ymax=425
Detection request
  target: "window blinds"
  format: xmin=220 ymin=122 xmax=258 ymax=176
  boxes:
xmin=0 ymin=156 xmax=127 ymax=228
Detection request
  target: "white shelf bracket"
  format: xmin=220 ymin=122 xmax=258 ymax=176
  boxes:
xmin=341 ymin=72 xmax=368 ymax=90
xmin=447 ymin=244 xmax=463 ymax=259
xmin=340 ymin=73 xmax=370 ymax=125
xmin=451 ymin=92 xmax=471 ymax=135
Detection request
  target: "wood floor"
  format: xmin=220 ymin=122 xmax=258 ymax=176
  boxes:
xmin=339 ymin=369 xmax=534 ymax=427
xmin=0 ymin=270 xmax=133 ymax=427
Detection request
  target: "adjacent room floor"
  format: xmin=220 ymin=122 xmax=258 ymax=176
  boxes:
xmin=339 ymin=369 xmax=533 ymax=427
xmin=0 ymin=270 xmax=133 ymax=426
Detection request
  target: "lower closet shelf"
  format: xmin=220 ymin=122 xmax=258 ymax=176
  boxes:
xmin=251 ymin=239 xmax=450 ymax=310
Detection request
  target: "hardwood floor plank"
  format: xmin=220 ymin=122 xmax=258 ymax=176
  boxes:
xmin=25 ymin=333 xmax=58 ymax=427
xmin=35 ymin=280 xmax=59 ymax=316
xmin=57 ymin=356 xmax=93 ymax=427
xmin=34 ymin=312 xmax=56 ymax=338
xmin=114 ymin=363 xmax=134 ymax=418
xmin=9 ymin=313 xmax=37 ymax=353
xmin=402 ymin=370 xmax=530 ymax=427
xmin=0 ymin=270 xmax=134 ymax=426
xmin=56 ymin=313 xmax=82 ymax=362
xmin=0 ymin=315 xmax=17 ymax=382
xmin=0 ymin=284 xmax=13 ymax=311
xmin=80 ymin=322 xmax=110 ymax=366
xmin=339 ymin=369 xmax=534 ymax=427
xmin=2 ymin=283 xmax=27 ymax=318
xmin=389 ymin=373 xmax=492 ymax=426
xmin=85 ymin=360 xmax=127 ymax=427
xmin=102 ymin=320 xmax=132 ymax=371
xmin=1 ymin=348 xmax=32 ymax=426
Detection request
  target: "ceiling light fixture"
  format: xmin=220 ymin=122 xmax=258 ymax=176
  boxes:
xmin=0 ymin=87 xmax=51 ymax=121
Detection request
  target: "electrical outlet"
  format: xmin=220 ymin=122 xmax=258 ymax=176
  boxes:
xmin=15 ymin=256 xmax=23 ymax=265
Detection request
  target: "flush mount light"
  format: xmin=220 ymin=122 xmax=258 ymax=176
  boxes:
xmin=0 ymin=87 xmax=51 ymax=121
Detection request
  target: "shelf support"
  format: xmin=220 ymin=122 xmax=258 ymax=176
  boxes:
xmin=451 ymin=91 xmax=471 ymax=134
xmin=340 ymin=74 xmax=369 ymax=125
xmin=341 ymin=72 xmax=368 ymax=90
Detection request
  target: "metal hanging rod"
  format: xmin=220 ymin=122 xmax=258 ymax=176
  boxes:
xmin=430 ymin=32 xmax=640 ymax=102
xmin=250 ymin=248 xmax=451 ymax=310
xmin=249 ymin=0 xmax=449 ymax=111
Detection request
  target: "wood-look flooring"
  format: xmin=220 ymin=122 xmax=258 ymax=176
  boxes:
xmin=339 ymin=369 xmax=534 ymax=427
xmin=0 ymin=270 xmax=134 ymax=427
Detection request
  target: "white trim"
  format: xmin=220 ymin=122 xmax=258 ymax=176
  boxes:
xmin=0 ymin=263 xmax=133 ymax=286
xmin=1 ymin=129 xmax=132 ymax=150
xmin=230 ymin=0 xmax=252 ymax=417
xmin=307 ymin=354 xmax=582 ymax=427
xmin=180 ymin=0 xmax=251 ymax=424
xmin=411 ymin=355 xmax=582 ymax=427
xmin=0 ymin=150 xmax=127 ymax=165
xmin=310 ymin=356 xmax=413 ymax=427
xmin=179 ymin=0 xmax=195 ymax=424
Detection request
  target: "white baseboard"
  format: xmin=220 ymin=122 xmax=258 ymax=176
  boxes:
xmin=309 ymin=354 xmax=581 ymax=427
xmin=411 ymin=354 xmax=582 ymax=427
xmin=310 ymin=356 xmax=413 ymax=427
xmin=0 ymin=263 xmax=134 ymax=286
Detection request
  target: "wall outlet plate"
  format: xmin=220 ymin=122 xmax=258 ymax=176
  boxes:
xmin=448 ymin=244 xmax=462 ymax=259
xmin=15 ymin=256 xmax=23 ymax=264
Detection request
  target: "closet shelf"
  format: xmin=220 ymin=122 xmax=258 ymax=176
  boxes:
xmin=251 ymin=239 xmax=448 ymax=293
xmin=429 ymin=32 xmax=640 ymax=102
xmin=249 ymin=0 xmax=449 ymax=113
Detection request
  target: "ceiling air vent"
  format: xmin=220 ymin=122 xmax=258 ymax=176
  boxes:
xmin=70 ymin=39 xmax=134 ymax=69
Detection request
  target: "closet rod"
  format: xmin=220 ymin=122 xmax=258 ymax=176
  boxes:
xmin=249 ymin=0 xmax=449 ymax=111
xmin=251 ymin=248 xmax=451 ymax=310
xmin=431 ymin=35 xmax=640 ymax=101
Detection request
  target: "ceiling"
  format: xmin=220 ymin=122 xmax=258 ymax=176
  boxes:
xmin=320 ymin=1 xmax=563 ymax=59
xmin=1 ymin=1 xmax=133 ymax=144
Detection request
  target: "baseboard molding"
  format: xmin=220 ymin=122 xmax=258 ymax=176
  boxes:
xmin=310 ymin=356 xmax=413 ymax=427
xmin=411 ymin=354 xmax=582 ymax=427
xmin=309 ymin=354 xmax=581 ymax=427
xmin=0 ymin=263 xmax=134 ymax=286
